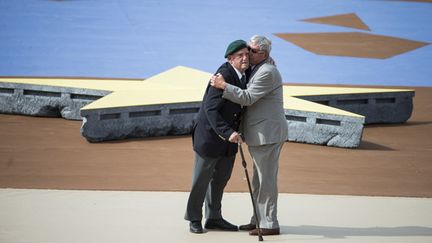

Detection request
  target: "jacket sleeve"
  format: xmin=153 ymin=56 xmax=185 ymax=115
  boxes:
xmin=222 ymin=68 xmax=274 ymax=106
xmin=203 ymin=75 xmax=236 ymax=141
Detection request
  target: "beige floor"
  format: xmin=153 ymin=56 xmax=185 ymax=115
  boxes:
xmin=1 ymin=188 xmax=431 ymax=243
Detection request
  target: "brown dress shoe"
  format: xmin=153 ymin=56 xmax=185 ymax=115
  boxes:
xmin=249 ymin=227 xmax=280 ymax=236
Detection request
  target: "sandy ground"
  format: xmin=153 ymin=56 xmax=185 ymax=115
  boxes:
xmin=0 ymin=86 xmax=431 ymax=197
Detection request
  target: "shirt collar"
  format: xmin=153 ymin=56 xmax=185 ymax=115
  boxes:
xmin=229 ymin=63 xmax=245 ymax=80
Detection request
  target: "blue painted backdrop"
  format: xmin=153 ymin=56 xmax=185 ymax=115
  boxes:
xmin=0 ymin=0 xmax=431 ymax=86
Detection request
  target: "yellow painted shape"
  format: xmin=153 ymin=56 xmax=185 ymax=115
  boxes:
xmin=143 ymin=66 xmax=211 ymax=87
xmin=0 ymin=77 xmax=143 ymax=91
xmin=81 ymin=87 xmax=202 ymax=110
xmin=82 ymin=66 xmax=211 ymax=110
xmin=284 ymin=96 xmax=363 ymax=118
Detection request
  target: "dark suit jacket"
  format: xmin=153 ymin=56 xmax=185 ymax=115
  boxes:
xmin=192 ymin=62 xmax=248 ymax=158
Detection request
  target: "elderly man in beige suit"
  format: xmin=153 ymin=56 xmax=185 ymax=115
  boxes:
xmin=211 ymin=35 xmax=288 ymax=236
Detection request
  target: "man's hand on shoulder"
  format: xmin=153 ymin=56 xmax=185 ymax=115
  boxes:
xmin=210 ymin=73 xmax=227 ymax=90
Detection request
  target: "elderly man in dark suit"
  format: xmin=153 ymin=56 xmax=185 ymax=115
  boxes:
xmin=211 ymin=35 xmax=288 ymax=236
xmin=184 ymin=40 xmax=250 ymax=234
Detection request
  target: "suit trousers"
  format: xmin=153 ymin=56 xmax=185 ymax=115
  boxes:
xmin=248 ymin=142 xmax=284 ymax=229
xmin=184 ymin=152 xmax=235 ymax=221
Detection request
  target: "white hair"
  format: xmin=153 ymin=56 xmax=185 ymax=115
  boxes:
xmin=250 ymin=35 xmax=272 ymax=53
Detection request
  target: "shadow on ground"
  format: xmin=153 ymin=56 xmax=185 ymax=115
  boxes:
xmin=281 ymin=225 xmax=432 ymax=238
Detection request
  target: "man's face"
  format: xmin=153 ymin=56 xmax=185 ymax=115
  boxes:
xmin=228 ymin=47 xmax=249 ymax=72
xmin=248 ymin=42 xmax=266 ymax=65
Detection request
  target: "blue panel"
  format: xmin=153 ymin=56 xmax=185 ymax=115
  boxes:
xmin=0 ymin=0 xmax=431 ymax=86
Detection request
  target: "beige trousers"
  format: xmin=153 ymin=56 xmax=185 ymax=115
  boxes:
xmin=248 ymin=142 xmax=284 ymax=229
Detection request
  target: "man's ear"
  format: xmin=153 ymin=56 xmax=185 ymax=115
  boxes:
xmin=227 ymin=56 xmax=233 ymax=64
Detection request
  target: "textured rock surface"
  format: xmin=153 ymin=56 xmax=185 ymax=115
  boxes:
xmin=80 ymin=102 xmax=365 ymax=148
xmin=298 ymin=91 xmax=415 ymax=124
xmin=285 ymin=109 xmax=365 ymax=148
xmin=0 ymin=82 xmax=109 ymax=120
xmin=80 ymin=102 xmax=201 ymax=142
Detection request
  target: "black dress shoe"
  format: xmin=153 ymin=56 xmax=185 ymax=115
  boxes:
xmin=189 ymin=221 xmax=204 ymax=233
xmin=204 ymin=218 xmax=238 ymax=231
xmin=239 ymin=223 xmax=256 ymax=231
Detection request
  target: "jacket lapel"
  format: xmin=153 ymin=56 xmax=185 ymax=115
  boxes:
xmin=250 ymin=58 xmax=273 ymax=79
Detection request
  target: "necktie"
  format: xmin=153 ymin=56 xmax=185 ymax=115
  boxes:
xmin=240 ymin=75 xmax=246 ymax=86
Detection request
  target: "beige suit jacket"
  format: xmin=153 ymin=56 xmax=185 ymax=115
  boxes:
xmin=223 ymin=60 xmax=288 ymax=146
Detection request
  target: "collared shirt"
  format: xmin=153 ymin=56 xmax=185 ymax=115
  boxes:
xmin=227 ymin=63 xmax=246 ymax=109
xmin=229 ymin=63 xmax=245 ymax=80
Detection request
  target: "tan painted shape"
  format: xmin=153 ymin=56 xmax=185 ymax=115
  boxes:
xmin=274 ymin=32 xmax=429 ymax=59
xmin=81 ymin=66 xmax=210 ymax=110
xmin=81 ymin=86 xmax=204 ymax=110
xmin=284 ymin=96 xmax=363 ymax=118
xmin=302 ymin=13 xmax=371 ymax=31
xmin=142 ymin=65 xmax=211 ymax=87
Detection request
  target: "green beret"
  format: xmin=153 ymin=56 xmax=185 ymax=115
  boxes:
xmin=224 ymin=40 xmax=247 ymax=58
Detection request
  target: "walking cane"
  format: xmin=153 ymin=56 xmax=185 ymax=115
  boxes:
xmin=238 ymin=142 xmax=264 ymax=241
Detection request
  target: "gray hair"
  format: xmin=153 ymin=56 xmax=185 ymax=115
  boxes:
xmin=250 ymin=35 xmax=272 ymax=53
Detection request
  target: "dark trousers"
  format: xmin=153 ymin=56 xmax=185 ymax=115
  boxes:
xmin=185 ymin=152 xmax=235 ymax=221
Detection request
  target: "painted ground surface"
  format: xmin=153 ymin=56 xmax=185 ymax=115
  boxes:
xmin=0 ymin=1 xmax=431 ymax=197
xmin=0 ymin=0 xmax=431 ymax=86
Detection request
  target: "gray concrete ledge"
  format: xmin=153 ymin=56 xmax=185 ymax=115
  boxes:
xmin=285 ymin=109 xmax=365 ymax=148
xmin=0 ymin=82 xmax=109 ymax=120
xmin=80 ymin=102 xmax=201 ymax=142
xmin=297 ymin=91 xmax=415 ymax=124
xmin=80 ymin=103 xmax=364 ymax=148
